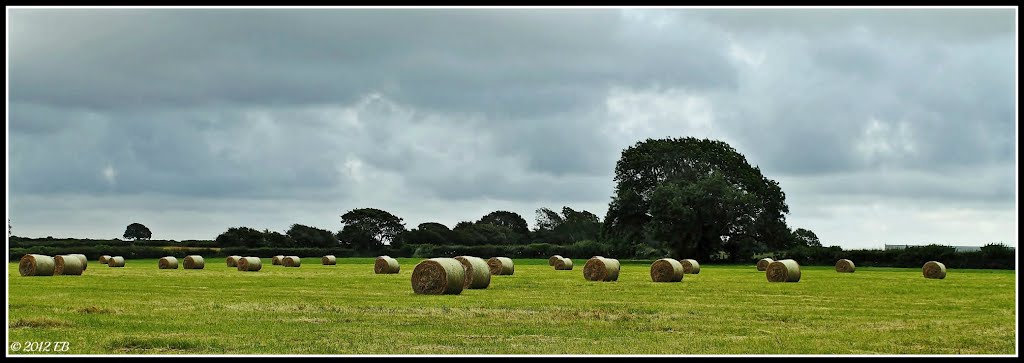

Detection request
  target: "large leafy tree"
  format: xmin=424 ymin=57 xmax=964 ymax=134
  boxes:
xmin=123 ymin=222 xmax=153 ymax=240
xmin=603 ymin=137 xmax=790 ymax=261
xmin=478 ymin=211 xmax=529 ymax=235
xmin=338 ymin=208 xmax=407 ymax=251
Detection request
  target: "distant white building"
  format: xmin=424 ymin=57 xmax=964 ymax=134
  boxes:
xmin=884 ymin=244 xmax=1015 ymax=253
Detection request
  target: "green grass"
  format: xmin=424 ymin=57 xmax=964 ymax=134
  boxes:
xmin=7 ymin=258 xmax=1016 ymax=355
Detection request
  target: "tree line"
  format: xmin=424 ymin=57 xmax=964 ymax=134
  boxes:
xmin=210 ymin=206 xmax=606 ymax=254
xmin=9 ymin=136 xmax=1015 ymax=268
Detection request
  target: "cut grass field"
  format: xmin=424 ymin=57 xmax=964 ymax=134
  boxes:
xmin=7 ymin=258 xmax=1016 ymax=355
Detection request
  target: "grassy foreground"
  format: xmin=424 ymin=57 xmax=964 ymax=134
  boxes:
xmin=7 ymin=258 xmax=1016 ymax=355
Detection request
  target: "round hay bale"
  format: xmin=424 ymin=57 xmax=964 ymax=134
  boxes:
xmin=98 ymin=255 xmax=111 ymax=264
xmin=411 ymin=258 xmax=466 ymax=295
xmin=322 ymin=255 xmax=337 ymax=265
xmin=835 ymin=259 xmax=856 ymax=273
xmin=226 ymin=255 xmax=242 ymax=267
xmin=454 ymin=256 xmax=491 ymax=289
xmin=554 ymin=257 xmax=573 ymax=270
xmin=681 ymin=259 xmax=700 ymax=274
xmin=548 ymin=255 xmax=563 ymax=266
xmin=19 ymin=254 xmax=55 ymax=276
xmin=757 ymin=258 xmax=774 ymax=271
xmin=584 ymin=256 xmax=620 ymax=282
xmin=158 ymin=256 xmax=179 ymax=269
xmin=650 ymin=258 xmax=683 ymax=282
xmin=183 ymin=255 xmax=205 ymax=269
xmin=766 ymin=259 xmax=800 ymax=282
xmin=68 ymin=254 xmax=88 ymax=271
xmin=108 ymin=256 xmax=126 ymax=267
xmin=271 ymin=255 xmax=285 ymax=265
xmin=923 ymin=261 xmax=946 ymax=279
xmin=486 ymin=257 xmax=514 ymax=276
xmin=375 ymin=256 xmax=400 ymax=274
xmin=55 ymin=255 xmax=85 ymax=275
xmin=283 ymin=256 xmax=301 ymax=267
xmin=237 ymin=257 xmax=263 ymax=272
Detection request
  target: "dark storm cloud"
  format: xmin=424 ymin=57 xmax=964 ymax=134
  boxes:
xmin=8 ymin=8 xmax=735 ymax=117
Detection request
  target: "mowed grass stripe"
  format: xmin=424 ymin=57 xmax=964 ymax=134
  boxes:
xmin=8 ymin=258 xmax=1015 ymax=354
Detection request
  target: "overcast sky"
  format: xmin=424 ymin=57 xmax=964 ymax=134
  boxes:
xmin=6 ymin=7 xmax=1017 ymax=249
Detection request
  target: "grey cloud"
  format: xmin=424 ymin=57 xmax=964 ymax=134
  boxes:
xmin=317 ymin=97 xmax=616 ymax=201
xmin=693 ymin=8 xmax=1015 ymax=41
xmin=423 ymin=169 xmax=614 ymax=204
xmin=9 ymin=104 xmax=351 ymax=199
xmin=9 ymin=8 xmax=735 ymax=118
xmin=708 ymin=25 xmax=1014 ymax=178
xmin=6 ymin=8 xmax=1016 ymax=247
xmin=777 ymin=164 xmax=1015 ymax=207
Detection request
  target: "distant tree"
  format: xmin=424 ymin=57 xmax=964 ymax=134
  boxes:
xmin=532 ymin=206 xmax=602 ymax=245
xmin=720 ymin=234 xmax=762 ymax=263
xmin=559 ymin=207 xmax=602 ymax=242
xmin=338 ymin=208 xmax=406 ymax=251
xmin=470 ymin=223 xmax=517 ymax=245
xmin=215 ymin=227 xmax=266 ymax=248
xmin=451 ymin=221 xmax=483 ymax=245
xmin=402 ymin=222 xmax=453 ymax=245
xmin=561 ymin=207 xmax=599 ymax=224
xmin=535 ymin=208 xmax=565 ymax=231
xmin=980 ymin=243 xmax=1014 ymax=261
xmin=123 ymin=222 xmax=153 ymax=240
xmin=903 ymin=244 xmax=957 ymax=265
xmin=337 ymin=227 xmax=377 ymax=251
xmin=478 ymin=211 xmax=529 ymax=235
xmin=403 ymin=228 xmax=445 ymax=245
xmin=286 ymin=224 xmax=339 ymax=248
xmin=263 ymin=229 xmax=296 ymax=247
xmin=399 ymin=222 xmax=452 ymax=245
xmin=792 ymin=228 xmax=822 ymax=248
xmin=418 ymin=222 xmax=451 ymax=233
